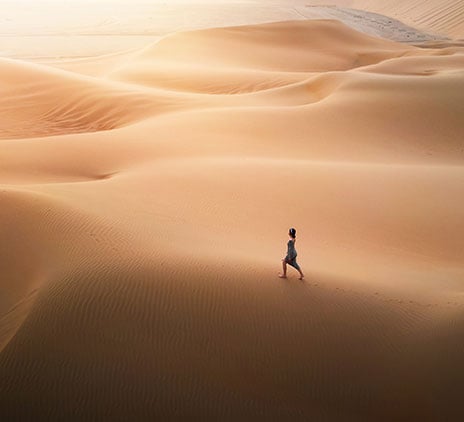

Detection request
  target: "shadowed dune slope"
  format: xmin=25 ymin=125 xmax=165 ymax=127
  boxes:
xmin=1 ymin=19 xmax=464 ymax=421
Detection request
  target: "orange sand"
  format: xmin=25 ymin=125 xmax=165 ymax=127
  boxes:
xmin=0 ymin=10 xmax=463 ymax=422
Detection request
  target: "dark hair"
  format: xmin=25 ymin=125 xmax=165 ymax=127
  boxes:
xmin=289 ymin=228 xmax=296 ymax=238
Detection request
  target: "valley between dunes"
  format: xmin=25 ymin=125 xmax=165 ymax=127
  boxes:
xmin=1 ymin=15 xmax=464 ymax=421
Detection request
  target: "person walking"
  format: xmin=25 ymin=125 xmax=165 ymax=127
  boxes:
xmin=279 ymin=227 xmax=304 ymax=280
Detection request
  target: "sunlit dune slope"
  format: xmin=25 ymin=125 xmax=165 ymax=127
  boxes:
xmin=108 ymin=20 xmax=415 ymax=90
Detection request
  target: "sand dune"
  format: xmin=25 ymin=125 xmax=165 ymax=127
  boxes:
xmin=353 ymin=0 xmax=464 ymax=39
xmin=312 ymin=0 xmax=464 ymax=38
xmin=1 ymin=18 xmax=464 ymax=421
xmin=0 ymin=57 xmax=211 ymax=139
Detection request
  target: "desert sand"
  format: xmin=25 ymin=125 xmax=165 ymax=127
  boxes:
xmin=326 ymin=0 xmax=464 ymax=39
xmin=1 ymin=1 xmax=464 ymax=420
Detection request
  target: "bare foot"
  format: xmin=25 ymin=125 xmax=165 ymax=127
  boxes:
xmin=278 ymin=273 xmax=287 ymax=279
xmin=299 ymin=275 xmax=305 ymax=280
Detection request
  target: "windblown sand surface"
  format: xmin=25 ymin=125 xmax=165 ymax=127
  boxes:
xmin=325 ymin=0 xmax=464 ymax=39
xmin=1 ymin=14 xmax=464 ymax=421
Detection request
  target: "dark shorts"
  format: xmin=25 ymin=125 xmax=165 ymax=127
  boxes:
xmin=285 ymin=256 xmax=301 ymax=271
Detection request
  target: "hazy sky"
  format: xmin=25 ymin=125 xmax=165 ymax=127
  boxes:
xmin=0 ymin=0 xmax=309 ymax=58
xmin=0 ymin=0 xmax=307 ymax=34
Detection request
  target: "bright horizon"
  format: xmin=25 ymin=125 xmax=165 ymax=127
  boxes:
xmin=0 ymin=0 xmax=311 ymax=58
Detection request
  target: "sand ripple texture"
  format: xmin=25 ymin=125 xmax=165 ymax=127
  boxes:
xmin=1 ymin=20 xmax=464 ymax=421
xmin=347 ymin=0 xmax=464 ymax=39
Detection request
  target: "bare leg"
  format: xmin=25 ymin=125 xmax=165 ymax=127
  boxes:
xmin=278 ymin=259 xmax=287 ymax=278
xmin=298 ymin=269 xmax=305 ymax=280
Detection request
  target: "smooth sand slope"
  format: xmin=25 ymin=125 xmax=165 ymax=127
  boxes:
xmin=1 ymin=19 xmax=464 ymax=421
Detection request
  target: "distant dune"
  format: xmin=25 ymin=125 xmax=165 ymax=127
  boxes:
xmin=1 ymin=16 xmax=464 ymax=421
xmin=351 ymin=0 xmax=464 ymax=38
